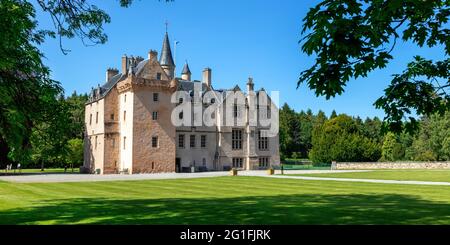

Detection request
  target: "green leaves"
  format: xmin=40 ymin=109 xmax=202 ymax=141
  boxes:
xmin=381 ymin=132 xmax=400 ymax=161
xmin=279 ymin=104 xmax=329 ymax=159
xmin=279 ymin=104 xmax=448 ymax=163
xmin=300 ymin=0 xmax=450 ymax=130
xmin=36 ymin=0 xmax=113 ymax=54
xmin=374 ymin=57 xmax=450 ymax=132
xmin=32 ymin=0 xmax=174 ymax=54
xmin=409 ymin=111 xmax=450 ymax=161
xmin=66 ymin=138 xmax=83 ymax=166
xmin=0 ymin=0 xmax=74 ymax=167
xmin=309 ymin=114 xmax=381 ymax=163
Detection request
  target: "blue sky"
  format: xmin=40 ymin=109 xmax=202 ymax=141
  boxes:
xmin=35 ymin=0 xmax=446 ymax=119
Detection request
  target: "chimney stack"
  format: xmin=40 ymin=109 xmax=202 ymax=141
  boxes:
xmin=135 ymin=56 xmax=144 ymax=64
xmin=202 ymin=68 xmax=212 ymax=87
xmin=121 ymin=55 xmax=128 ymax=74
xmin=106 ymin=68 xmax=119 ymax=82
xmin=247 ymin=77 xmax=254 ymax=92
xmin=148 ymin=50 xmax=158 ymax=61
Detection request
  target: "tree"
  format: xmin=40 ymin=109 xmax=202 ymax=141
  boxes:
xmin=279 ymin=105 xmax=322 ymax=159
xmin=289 ymin=113 xmax=303 ymax=157
xmin=381 ymin=132 xmax=399 ymax=161
xmin=361 ymin=117 xmax=383 ymax=144
xmin=35 ymin=0 xmax=138 ymax=54
xmin=279 ymin=103 xmax=293 ymax=159
xmin=427 ymin=111 xmax=450 ymax=160
xmin=330 ymin=110 xmax=337 ymax=119
xmin=309 ymin=114 xmax=380 ymax=163
xmin=1 ymin=0 xmax=156 ymax=168
xmin=298 ymin=110 xmax=314 ymax=157
xmin=397 ymin=131 xmax=414 ymax=160
xmin=66 ymin=138 xmax=83 ymax=168
xmin=314 ymin=110 xmax=327 ymax=126
xmin=65 ymin=92 xmax=88 ymax=139
xmin=410 ymin=111 xmax=450 ymax=161
xmin=29 ymin=95 xmax=74 ymax=170
xmin=0 ymin=0 xmax=64 ymax=168
xmin=299 ymin=0 xmax=450 ymax=132
xmin=28 ymin=92 xmax=88 ymax=169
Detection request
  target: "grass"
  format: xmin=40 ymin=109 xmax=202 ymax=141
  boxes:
xmin=1 ymin=176 xmax=450 ymax=224
xmin=290 ymin=170 xmax=450 ymax=182
xmin=1 ymin=168 xmax=79 ymax=175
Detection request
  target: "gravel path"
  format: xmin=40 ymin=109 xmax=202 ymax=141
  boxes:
xmin=3 ymin=169 xmax=450 ymax=186
xmin=0 ymin=170 xmax=368 ymax=183
xmin=266 ymin=174 xmax=450 ymax=186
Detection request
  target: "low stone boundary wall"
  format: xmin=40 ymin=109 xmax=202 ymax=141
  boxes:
xmin=334 ymin=161 xmax=450 ymax=170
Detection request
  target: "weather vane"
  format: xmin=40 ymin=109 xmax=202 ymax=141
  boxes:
xmin=165 ymin=20 xmax=169 ymax=32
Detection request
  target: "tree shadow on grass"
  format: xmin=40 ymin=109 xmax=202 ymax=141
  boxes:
xmin=1 ymin=193 xmax=450 ymax=224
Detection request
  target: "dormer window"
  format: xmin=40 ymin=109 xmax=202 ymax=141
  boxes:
xmin=153 ymin=93 xmax=159 ymax=102
xmin=156 ymin=73 xmax=162 ymax=80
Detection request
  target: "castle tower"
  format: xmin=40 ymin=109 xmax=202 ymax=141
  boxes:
xmin=181 ymin=61 xmax=191 ymax=81
xmin=159 ymin=32 xmax=175 ymax=79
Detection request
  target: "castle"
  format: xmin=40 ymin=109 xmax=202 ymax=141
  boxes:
xmin=84 ymin=32 xmax=280 ymax=174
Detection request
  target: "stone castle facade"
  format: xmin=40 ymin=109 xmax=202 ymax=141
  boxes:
xmin=84 ymin=32 xmax=280 ymax=174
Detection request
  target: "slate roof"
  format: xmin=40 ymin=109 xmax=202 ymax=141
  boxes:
xmin=177 ymin=80 xmax=208 ymax=92
xmin=134 ymin=59 xmax=149 ymax=75
xmin=159 ymin=32 xmax=175 ymax=67
xmin=181 ymin=62 xmax=191 ymax=74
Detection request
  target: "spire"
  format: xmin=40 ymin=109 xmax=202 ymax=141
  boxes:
xmin=160 ymin=32 xmax=175 ymax=67
xmin=181 ymin=61 xmax=191 ymax=75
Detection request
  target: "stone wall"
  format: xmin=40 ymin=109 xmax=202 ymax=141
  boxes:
xmin=132 ymin=85 xmax=176 ymax=174
xmin=334 ymin=161 xmax=450 ymax=170
xmin=175 ymin=130 xmax=218 ymax=171
xmin=84 ymin=99 xmax=105 ymax=173
xmin=103 ymin=87 xmax=120 ymax=174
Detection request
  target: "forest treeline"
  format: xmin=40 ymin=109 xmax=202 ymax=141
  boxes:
xmin=280 ymin=103 xmax=450 ymax=163
xmin=25 ymin=92 xmax=88 ymax=169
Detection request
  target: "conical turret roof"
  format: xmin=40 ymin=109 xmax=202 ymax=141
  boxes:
xmin=159 ymin=32 xmax=175 ymax=67
xmin=182 ymin=62 xmax=191 ymax=74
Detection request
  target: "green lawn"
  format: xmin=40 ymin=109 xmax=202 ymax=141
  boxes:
xmin=1 ymin=176 xmax=450 ymax=224
xmin=290 ymin=170 xmax=450 ymax=182
xmin=1 ymin=168 xmax=79 ymax=174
